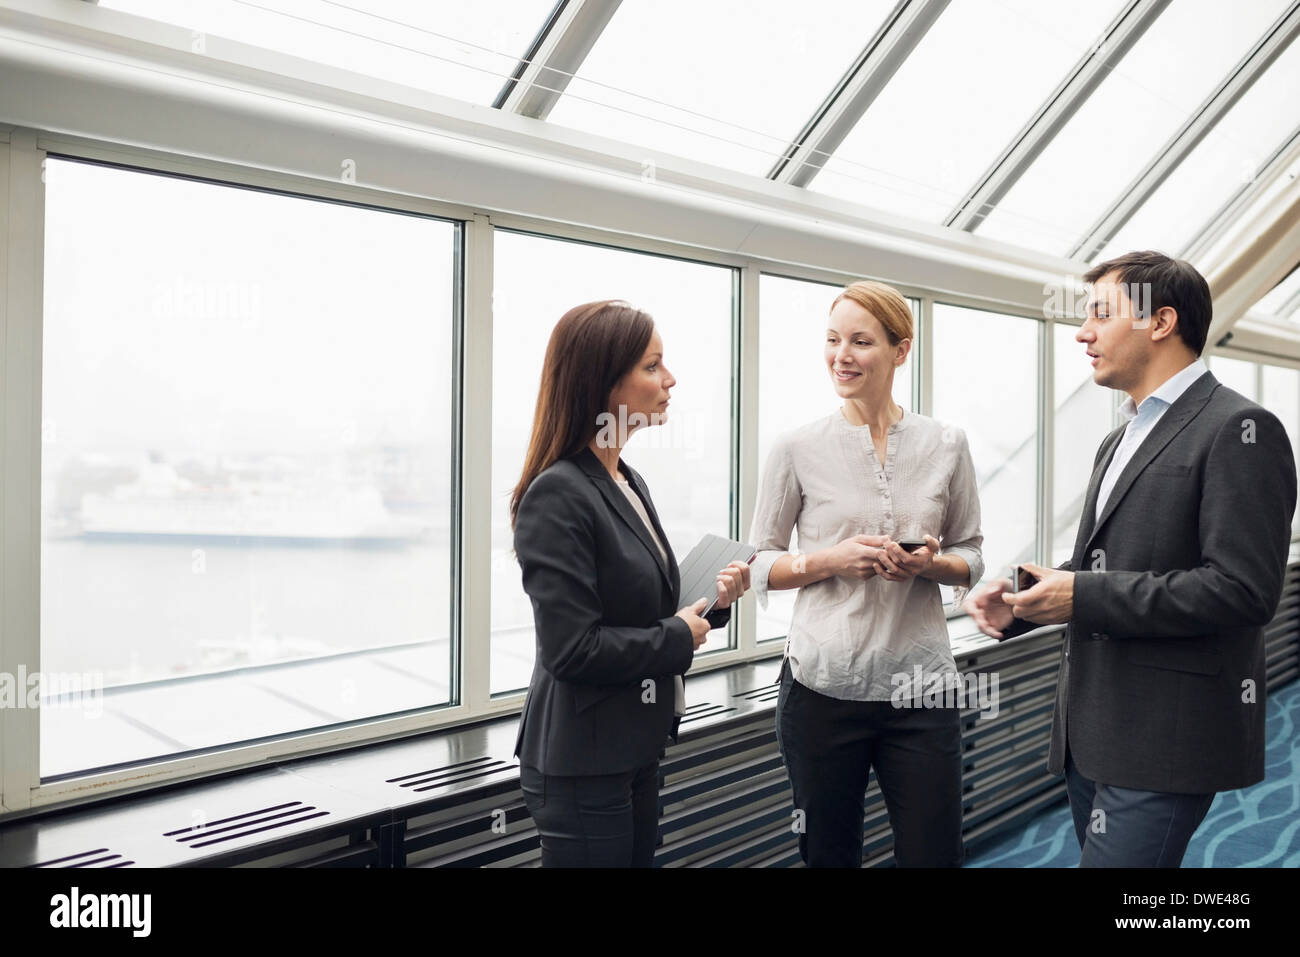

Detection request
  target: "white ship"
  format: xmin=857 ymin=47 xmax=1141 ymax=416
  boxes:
xmin=80 ymin=460 xmax=428 ymax=545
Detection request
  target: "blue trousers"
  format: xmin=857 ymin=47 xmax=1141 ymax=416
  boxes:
xmin=1064 ymin=750 xmax=1215 ymax=867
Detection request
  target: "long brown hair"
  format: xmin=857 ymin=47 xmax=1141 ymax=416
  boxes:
xmin=510 ymin=300 xmax=655 ymax=528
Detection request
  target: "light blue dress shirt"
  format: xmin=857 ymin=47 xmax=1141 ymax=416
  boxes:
xmin=1094 ymin=358 xmax=1210 ymax=522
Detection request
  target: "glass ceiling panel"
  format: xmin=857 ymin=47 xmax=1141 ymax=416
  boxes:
xmin=812 ymin=0 xmax=1128 ymax=222
xmin=975 ymin=0 xmax=1294 ymax=258
xmin=1257 ymin=265 xmax=1300 ymax=319
xmin=99 ymin=0 xmax=557 ymax=105
xmin=1094 ymin=34 xmax=1300 ymax=263
xmin=544 ymin=0 xmax=897 ymax=176
xmin=1189 ymin=140 xmax=1300 ymax=267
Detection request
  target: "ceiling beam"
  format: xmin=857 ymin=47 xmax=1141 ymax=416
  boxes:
xmin=495 ymin=0 xmax=621 ymax=119
xmin=943 ymin=0 xmax=1170 ymax=232
xmin=767 ymin=0 xmax=950 ymax=187
xmin=1205 ymin=178 xmax=1300 ymax=347
xmin=1071 ymin=1 xmax=1300 ymax=262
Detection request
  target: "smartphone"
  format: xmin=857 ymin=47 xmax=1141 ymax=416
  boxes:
xmin=1012 ymin=564 xmax=1039 ymax=593
xmin=898 ymin=540 xmax=927 ymax=553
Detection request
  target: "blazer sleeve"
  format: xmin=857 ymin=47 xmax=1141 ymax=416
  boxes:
xmin=997 ymin=557 xmax=1074 ymax=641
xmin=1071 ymin=406 xmax=1297 ymax=638
xmin=515 ymin=469 xmax=696 ymax=684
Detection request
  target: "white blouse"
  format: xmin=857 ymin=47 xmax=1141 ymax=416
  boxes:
xmin=748 ymin=408 xmax=984 ymax=701
xmin=615 ymin=473 xmax=685 ymax=717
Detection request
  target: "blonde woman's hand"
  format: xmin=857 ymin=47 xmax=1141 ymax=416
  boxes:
xmin=875 ymin=534 xmax=940 ymax=582
xmin=674 ymin=598 xmax=711 ymax=649
xmin=826 ymin=534 xmax=891 ymax=580
xmin=712 ymin=561 xmax=751 ymax=610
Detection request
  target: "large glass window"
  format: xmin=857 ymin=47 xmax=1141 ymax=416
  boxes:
xmin=1209 ymin=355 xmax=1260 ymax=401
xmin=41 ymin=159 xmax=457 ymax=777
xmin=1052 ymin=322 xmax=1115 ymax=565
xmin=1261 ymin=364 xmax=1300 ymax=534
xmin=755 ymin=274 xmax=913 ymax=642
xmin=100 ymin=0 xmax=556 ymax=106
xmin=1094 ymin=35 xmax=1300 ymax=261
xmin=1256 ymin=266 xmax=1300 ymax=321
xmin=976 ymin=0 xmax=1294 ymax=256
xmin=545 ymin=0 xmax=896 ymax=176
xmin=815 ymin=0 xmax=1127 ymax=222
xmin=931 ymin=304 xmax=1040 ymax=590
xmin=490 ymin=232 xmax=735 ymax=695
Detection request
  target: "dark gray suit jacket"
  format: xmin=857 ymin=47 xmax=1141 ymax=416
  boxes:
xmin=1001 ymin=370 xmax=1296 ymax=793
xmin=512 ymin=447 xmax=730 ymax=776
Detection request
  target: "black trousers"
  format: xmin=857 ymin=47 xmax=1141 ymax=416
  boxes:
xmin=776 ymin=658 xmax=965 ymax=868
xmin=519 ymin=759 xmax=660 ymax=867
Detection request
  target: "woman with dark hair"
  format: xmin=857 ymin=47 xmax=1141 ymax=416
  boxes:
xmin=511 ymin=299 xmax=750 ymax=868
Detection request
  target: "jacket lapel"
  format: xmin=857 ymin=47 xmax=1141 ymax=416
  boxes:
xmin=1082 ymin=371 xmax=1219 ymax=553
xmin=573 ymin=447 xmax=675 ymax=594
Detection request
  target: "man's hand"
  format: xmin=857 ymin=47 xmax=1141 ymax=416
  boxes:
xmin=963 ymin=577 xmax=1015 ymax=638
xmin=1002 ymin=562 xmax=1073 ymax=625
xmin=874 ymin=534 xmax=939 ymax=582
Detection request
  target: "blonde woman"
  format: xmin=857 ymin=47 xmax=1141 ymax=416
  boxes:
xmin=749 ymin=280 xmax=983 ymax=867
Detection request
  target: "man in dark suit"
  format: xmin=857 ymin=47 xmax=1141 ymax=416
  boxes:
xmin=967 ymin=250 xmax=1296 ymax=867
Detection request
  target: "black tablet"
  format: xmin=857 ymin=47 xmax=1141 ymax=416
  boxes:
xmin=678 ymin=533 xmax=758 ymax=616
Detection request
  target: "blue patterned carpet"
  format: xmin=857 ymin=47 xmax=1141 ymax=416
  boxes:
xmin=965 ymin=679 xmax=1300 ymax=867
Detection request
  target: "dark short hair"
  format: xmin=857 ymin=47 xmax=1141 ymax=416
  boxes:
xmin=1084 ymin=250 xmax=1212 ymax=356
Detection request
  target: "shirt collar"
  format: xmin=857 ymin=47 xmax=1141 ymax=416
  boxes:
xmin=1118 ymin=358 xmax=1209 ymax=421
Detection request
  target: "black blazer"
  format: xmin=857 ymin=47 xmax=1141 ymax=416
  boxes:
xmin=512 ymin=446 xmax=730 ymax=776
xmin=1002 ymin=371 xmax=1296 ymax=793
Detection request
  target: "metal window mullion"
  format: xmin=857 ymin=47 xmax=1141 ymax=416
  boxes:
xmin=736 ymin=265 xmax=760 ymax=657
xmin=917 ymin=297 xmax=934 ymax=416
xmin=459 ymin=213 xmax=494 ymax=712
xmin=1 ymin=129 xmax=44 ymax=812
xmin=1277 ymin=275 xmax=1300 ymax=321
xmin=498 ymin=0 xmax=623 ymax=120
xmin=1072 ymin=1 xmax=1300 ymax=262
xmin=1181 ymin=121 xmax=1300 ymax=264
xmin=769 ymin=0 xmax=951 ymax=187
xmin=1040 ymin=317 xmax=1053 ymax=568
xmin=945 ymin=0 xmax=1171 ymax=232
